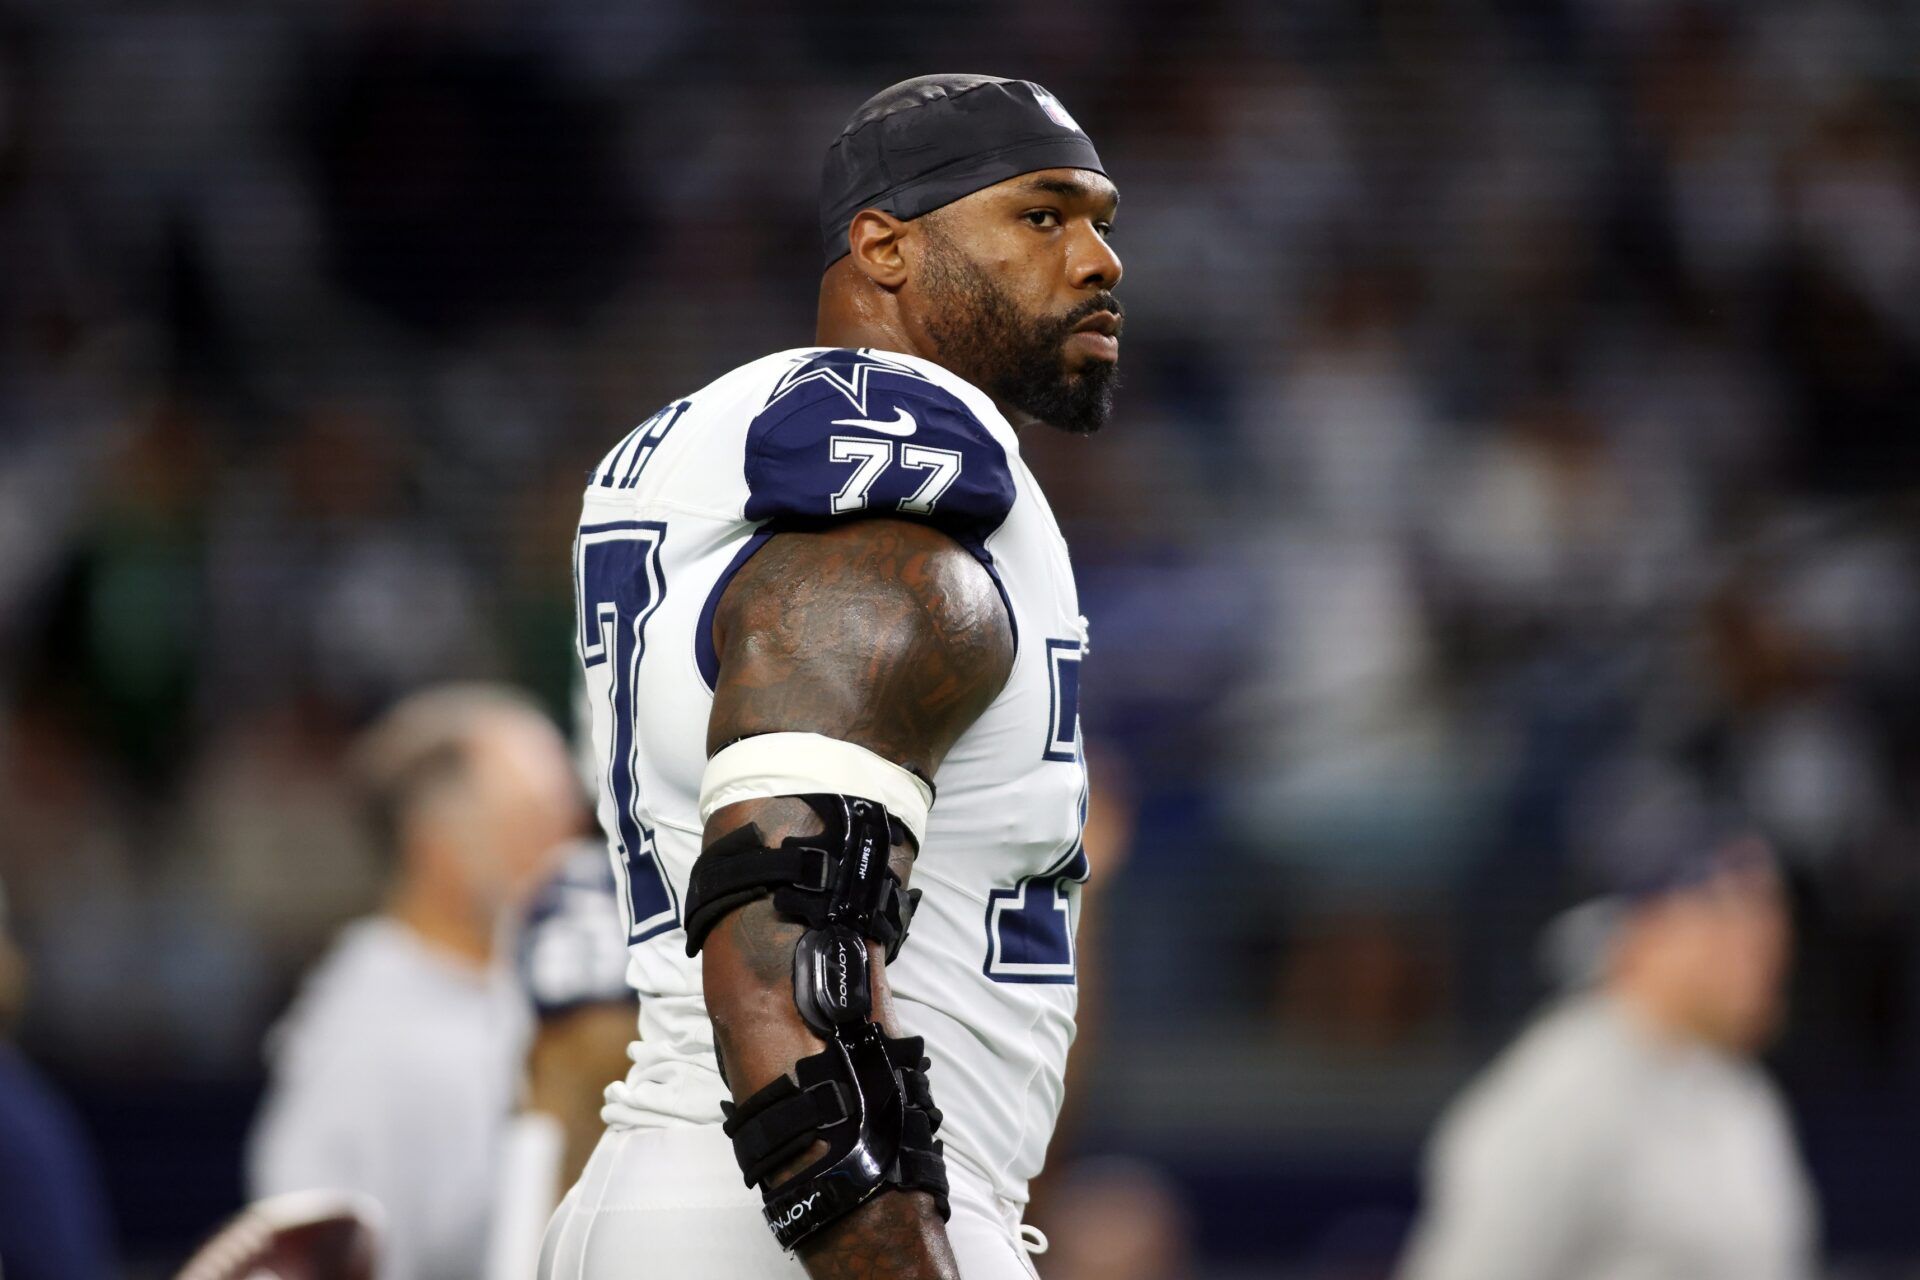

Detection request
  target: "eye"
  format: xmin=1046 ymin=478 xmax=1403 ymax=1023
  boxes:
xmin=1023 ymin=209 xmax=1062 ymax=229
xmin=1095 ymin=221 xmax=1116 ymax=240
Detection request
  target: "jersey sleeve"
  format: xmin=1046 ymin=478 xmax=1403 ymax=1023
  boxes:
xmin=743 ymin=350 xmax=1016 ymax=555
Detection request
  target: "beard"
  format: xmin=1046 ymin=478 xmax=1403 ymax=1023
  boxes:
xmin=918 ymin=231 xmax=1121 ymax=435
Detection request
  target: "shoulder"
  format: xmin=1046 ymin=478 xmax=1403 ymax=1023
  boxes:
xmin=1436 ymin=999 xmax=1637 ymax=1165
xmin=717 ymin=516 xmax=1015 ymax=669
xmin=709 ymin=518 xmax=1015 ymax=770
xmin=1719 ymin=1054 xmax=1801 ymax=1142
xmin=742 ymin=348 xmax=1017 ymax=542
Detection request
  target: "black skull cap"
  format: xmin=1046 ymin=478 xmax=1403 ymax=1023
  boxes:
xmin=819 ymin=74 xmax=1106 ymax=267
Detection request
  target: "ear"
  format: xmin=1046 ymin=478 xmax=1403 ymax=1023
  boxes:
xmin=847 ymin=209 xmax=910 ymax=289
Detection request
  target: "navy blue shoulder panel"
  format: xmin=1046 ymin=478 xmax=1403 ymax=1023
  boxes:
xmin=694 ymin=350 xmax=1019 ymax=690
xmin=743 ymin=349 xmax=1016 ymax=545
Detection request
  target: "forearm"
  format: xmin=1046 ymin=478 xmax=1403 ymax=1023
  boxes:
xmin=705 ymin=897 xmax=829 ymax=1098
xmin=702 ymin=798 xmax=958 ymax=1279
xmin=794 ymin=1192 xmax=957 ymax=1280
xmin=708 ymin=915 xmax=958 ymax=1280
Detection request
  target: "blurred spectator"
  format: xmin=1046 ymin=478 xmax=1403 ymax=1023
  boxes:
xmin=172 ymin=697 xmax=378 ymax=978
xmin=486 ymin=838 xmax=635 ymax=1280
xmin=246 ymin=685 xmax=582 ymax=1280
xmin=1037 ymin=1156 xmax=1195 ymax=1280
xmin=0 ymin=875 xmax=117 ymax=1280
xmin=33 ymin=400 xmax=214 ymax=797
xmin=1397 ymin=801 xmax=1816 ymax=1280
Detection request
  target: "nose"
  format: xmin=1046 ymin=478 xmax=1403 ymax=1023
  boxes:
xmin=1069 ymin=222 xmax=1123 ymax=292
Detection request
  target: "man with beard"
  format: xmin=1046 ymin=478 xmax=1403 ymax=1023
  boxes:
xmin=540 ymin=75 xmax=1122 ymax=1280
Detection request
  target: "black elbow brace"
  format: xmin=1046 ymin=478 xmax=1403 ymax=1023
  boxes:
xmin=684 ymin=794 xmax=949 ymax=1250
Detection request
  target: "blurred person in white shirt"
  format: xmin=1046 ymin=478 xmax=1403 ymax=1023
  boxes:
xmin=247 ymin=685 xmax=583 ymax=1280
xmin=1398 ymin=795 xmax=1817 ymax=1280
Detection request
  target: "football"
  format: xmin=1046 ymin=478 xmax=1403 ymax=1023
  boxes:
xmin=174 ymin=1190 xmax=381 ymax=1280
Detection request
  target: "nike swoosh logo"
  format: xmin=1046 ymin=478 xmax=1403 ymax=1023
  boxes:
xmin=830 ymin=406 xmax=918 ymax=437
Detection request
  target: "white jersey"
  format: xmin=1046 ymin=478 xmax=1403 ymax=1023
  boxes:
xmin=573 ymin=346 xmax=1090 ymax=1210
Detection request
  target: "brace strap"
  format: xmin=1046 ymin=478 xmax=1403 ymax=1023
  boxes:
xmin=720 ymin=1033 xmax=949 ymax=1238
xmin=682 ymin=796 xmax=920 ymax=961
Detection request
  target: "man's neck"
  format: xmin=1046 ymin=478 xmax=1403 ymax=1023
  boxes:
xmin=1606 ymin=974 xmax=1705 ymax=1053
xmin=815 ymin=305 xmax=922 ymax=362
xmin=814 ymin=269 xmax=1041 ymax=428
xmin=812 ymin=319 xmax=1036 ymax=431
xmin=385 ymin=878 xmax=493 ymax=970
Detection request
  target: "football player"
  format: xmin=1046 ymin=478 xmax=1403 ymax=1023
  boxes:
xmin=543 ymin=74 xmax=1122 ymax=1279
xmin=487 ymin=840 xmax=635 ymax=1280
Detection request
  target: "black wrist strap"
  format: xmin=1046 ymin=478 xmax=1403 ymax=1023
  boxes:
xmin=721 ymin=1031 xmax=949 ymax=1247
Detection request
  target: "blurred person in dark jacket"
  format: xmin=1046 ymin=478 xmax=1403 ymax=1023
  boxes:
xmin=1397 ymin=793 xmax=1816 ymax=1280
xmin=246 ymin=685 xmax=583 ymax=1280
xmin=0 ymin=876 xmax=116 ymax=1280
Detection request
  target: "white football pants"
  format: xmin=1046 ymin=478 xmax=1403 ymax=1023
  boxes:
xmin=537 ymin=1123 xmax=1043 ymax=1279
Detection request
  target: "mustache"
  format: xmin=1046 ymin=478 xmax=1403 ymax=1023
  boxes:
xmin=1054 ymin=292 xmax=1125 ymax=338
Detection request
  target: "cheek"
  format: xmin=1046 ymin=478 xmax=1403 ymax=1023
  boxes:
xmin=478 ymin=808 xmax=534 ymax=880
xmin=974 ymin=233 xmax=1063 ymax=310
xmin=1670 ymin=917 xmax=1726 ymax=983
xmin=518 ymin=801 xmax=579 ymax=878
xmin=973 ymin=223 xmax=1038 ymax=272
xmin=511 ymin=819 xmax=559 ymax=877
xmin=1715 ymin=919 xmax=1784 ymax=1003
xmin=1751 ymin=917 xmax=1791 ymax=989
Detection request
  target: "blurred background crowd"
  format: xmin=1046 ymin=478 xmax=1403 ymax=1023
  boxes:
xmin=3 ymin=0 xmax=1920 ymax=1275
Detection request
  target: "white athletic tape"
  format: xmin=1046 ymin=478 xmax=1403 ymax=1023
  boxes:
xmin=699 ymin=732 xmax=934 ymax=846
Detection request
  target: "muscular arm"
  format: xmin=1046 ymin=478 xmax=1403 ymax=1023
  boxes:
xmin=702 ymin=517 xmax=1014 ymax=1279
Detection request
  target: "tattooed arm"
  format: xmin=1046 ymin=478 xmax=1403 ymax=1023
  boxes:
xmin=701 ymin=517 xmax=1014 ymax=1280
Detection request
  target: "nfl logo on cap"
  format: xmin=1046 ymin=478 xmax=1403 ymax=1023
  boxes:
xmin=1032 ymin=87 xmax=1082 ymax=133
